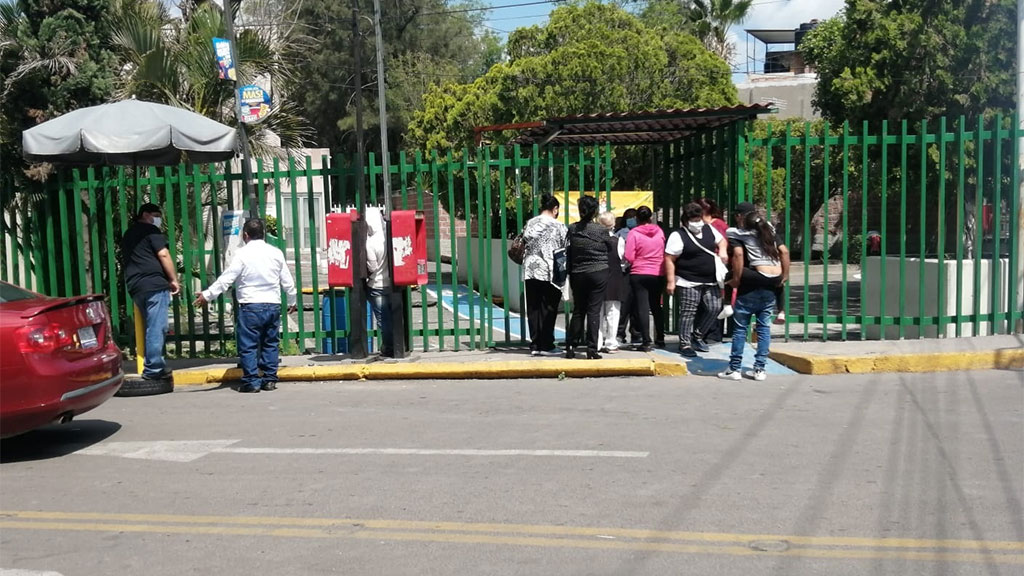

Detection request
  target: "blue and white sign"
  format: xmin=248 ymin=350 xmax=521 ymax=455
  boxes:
xmin=238 ymin=84 xmax=271 ymax=124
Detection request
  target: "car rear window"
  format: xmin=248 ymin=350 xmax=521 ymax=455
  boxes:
xmin=0 ymin=283 xmax=37 ymax=303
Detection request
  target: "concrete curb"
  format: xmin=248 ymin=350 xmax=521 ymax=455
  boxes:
xmin=769 ymin=348 xmax=1024 ymax=375
xmin=173 ymin=357 xmax=688 ymax=386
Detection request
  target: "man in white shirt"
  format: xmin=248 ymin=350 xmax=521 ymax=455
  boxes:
xmin=194 ymin=218 xmax=297 ymax=393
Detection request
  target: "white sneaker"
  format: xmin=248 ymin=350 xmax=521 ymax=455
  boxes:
xmin=531 ymin=350 xmax=542 ymax=357
xmin=744 ymin=369 xmax=767 ymax=381
xmin=718 ymin=305 xmax=734 ymax=320
xmin=717 ymin=369 xmax=742 ymax=381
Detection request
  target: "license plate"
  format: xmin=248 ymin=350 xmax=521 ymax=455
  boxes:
xmin=78 ymin=325 xmax=98 ymax=349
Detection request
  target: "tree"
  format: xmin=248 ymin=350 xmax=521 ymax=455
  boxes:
xmin=110 ymin=0 xmax=313 ymax=158
xmin=1 ymin=0 xmax=118 ymax=195
xmin=407 ymin=1 xmax=738 ymax=154
xmin=285 ymin=0 xmax=497 ymax=154
xmin=684 ymin=0 xmax=752 ymax=62
xmin=799 ymin=0 xmax=1017 ymax=125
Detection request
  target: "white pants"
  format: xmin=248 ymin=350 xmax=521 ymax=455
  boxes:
xmin=598 ymin=300 xmax=621 ymax=350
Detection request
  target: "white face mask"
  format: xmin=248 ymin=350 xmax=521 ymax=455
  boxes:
xmin=151 ymin=216 xmax=162 ymax=228
xmin=687 ymin=220 xmax=704 ymax=234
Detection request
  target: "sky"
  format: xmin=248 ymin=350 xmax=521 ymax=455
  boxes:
xmin=481 ymin=0 xmax=848 ymax=82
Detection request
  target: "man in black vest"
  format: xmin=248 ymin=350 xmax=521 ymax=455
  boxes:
xmin=664 ymin=202 xmax=728 ymax=357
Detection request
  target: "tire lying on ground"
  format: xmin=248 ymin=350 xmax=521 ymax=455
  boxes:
xmin=115 ymin=377 xmax=174 ymax=397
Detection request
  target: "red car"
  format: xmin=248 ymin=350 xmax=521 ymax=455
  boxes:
xmin=0 ymin=281 xmax=123 ymax=439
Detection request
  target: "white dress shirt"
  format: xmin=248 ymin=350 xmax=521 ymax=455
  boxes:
xmin=202 ymin=239 xmax=297 ymax=307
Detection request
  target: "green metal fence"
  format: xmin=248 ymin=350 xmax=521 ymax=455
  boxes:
xmin=733 ymin=115 xmax=1023 ymax=340
xmin=0 ymin=145 xmax=612 ymax=357
xmin=3 ymin=115 xmax=1021 ymax=356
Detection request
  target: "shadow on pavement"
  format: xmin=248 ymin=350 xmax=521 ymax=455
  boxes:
xmin=0 ymin=419 xmax=122 ymax=463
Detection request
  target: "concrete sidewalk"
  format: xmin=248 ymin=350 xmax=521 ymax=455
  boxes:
xmin=770 ymin=334 xmax=1024 ymax=374
xmin=162 ymin=348 xmax=688 ymax=387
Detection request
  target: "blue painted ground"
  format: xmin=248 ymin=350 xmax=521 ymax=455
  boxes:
xmin=654 ymin=342 xmax=795 ymax=377
xmin=428 ymin=284 xmax=793 ymax=376
xmin=425 ymin=284 xmax=566 ymax=341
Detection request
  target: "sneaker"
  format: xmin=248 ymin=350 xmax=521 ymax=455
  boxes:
xmin=605 ymin=347 xmax=618 ymax=354
xmin=744 ymin=369 xmax=768 ymax=381
xmin=543 ymin=348 xmax=563 ymax=356
xmin=774 ymin=311 xmax=786 ymax=325
xmin=531 ymin=350 xmax=542 ymax=357
xmin=691 ymin=339 xmax=710 ymax=353
xmin=718 ymin=305 xmax=734 ymax=320
xmin=717 ymin=369 xmax=742 ymax=381
xmin=679 ymin=346 xmax=697 ymax=358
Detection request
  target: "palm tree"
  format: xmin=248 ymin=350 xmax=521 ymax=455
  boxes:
xmin=109 ymin=0 xmax=313 ymax=159
xmin=686 ymin=0 xmax=753 ymax=62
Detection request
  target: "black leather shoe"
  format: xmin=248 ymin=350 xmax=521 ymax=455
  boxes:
xmin=564 ymin=349 xmax=576 ymax=359
xmin=679 ymin=346 xmax=698 ymax=358
xmin=586 ymin=351 xmax=603 ymax=360
xmin=238 ymin=385 xmax=260 ymax=393
xmin=260 ymin=382 xmax=277 ymax=392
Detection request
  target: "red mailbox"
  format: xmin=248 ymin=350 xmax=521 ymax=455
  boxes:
xmin=325 ymin=212 xmax=355 ymax=287
xmin=391 ymin=210 xmax=427 ymax=286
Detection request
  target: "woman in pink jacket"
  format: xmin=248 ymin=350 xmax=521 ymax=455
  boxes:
xmin=624 ymin=206 xmax=666 ymax=351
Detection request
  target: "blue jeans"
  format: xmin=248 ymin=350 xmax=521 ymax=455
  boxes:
xmin=368 ymin=287 xmax=393 ymax=355
xmin=237 ymin=303 xmax=281 ymax=389
xmin=139 ymin=290 xmax=170 ymax=378
xmin=729 ymin=289 xmax=775 ymax=371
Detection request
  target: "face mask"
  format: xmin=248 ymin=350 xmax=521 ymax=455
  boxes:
xmin=687 ymin=221 xmax=704 ymax=234
xmin=626 ymin=218 xmax=637 ymax=229
xmin=151 ymin=217 xmax=162 ymax=228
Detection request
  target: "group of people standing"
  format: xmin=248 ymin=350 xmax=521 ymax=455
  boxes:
xmin=521 ymin=194 xmax=789 ymax=380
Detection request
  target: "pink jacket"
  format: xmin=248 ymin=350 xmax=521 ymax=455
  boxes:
xmin=624 ymin=223 xmax=666 ymax=275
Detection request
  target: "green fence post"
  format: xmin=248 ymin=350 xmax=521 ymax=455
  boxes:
xmin=918 ymin=120 xmax=929 ymax=337
xmin=840 ymin=122 xmax=850 ymax=340
xmin=973 ymin=116 xmax=985 ymax=337
xmin=991 ymin=114 xmax=1004 ymax=334
xmin=937 ymin=117 xmax=949 ymax=337
xmin=859 ymin=121 xmax=870 ymax=340
xmin=880 ymin=120 xmax=889 ymax=339
xmin=446 ymin=150 xmax=460 ymax=351
xmin=955 ymin=116 xmax=967 ymax=338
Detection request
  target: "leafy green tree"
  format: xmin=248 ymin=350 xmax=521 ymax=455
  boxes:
xmin=111 ymin=0 xmax=313 ymax=158
xmin=1 ymin=0 xmax=118 ymax=194
xmin=408 ymin=1 xmax=738 ymax=154
xmin=800 ymin=0 xmax=1017 ymax=125
xmin=285 ymin=0 xmax=495 ymax=154
xmin=684 ymin=0 xmax=752 ymax=62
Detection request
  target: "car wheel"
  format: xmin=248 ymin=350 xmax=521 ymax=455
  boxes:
xmin=115 ymin=377 xmax=174 ymax=397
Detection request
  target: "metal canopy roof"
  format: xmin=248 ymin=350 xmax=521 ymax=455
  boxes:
xmin=501 ymin=105 xmax=775 ymax=146
xmin=746 ymin=29 xmax=797 ymax=44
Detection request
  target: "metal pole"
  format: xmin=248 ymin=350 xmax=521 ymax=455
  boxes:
xmin=347 ymin=0 xmax=368 ymax=358
xmin=372 ymin=0 xmax=407 ymax=357
xmin=1016 ymin=0 xmax=1024 ymax=332
xmin=222 ymin=0 xmax=258 ymax=218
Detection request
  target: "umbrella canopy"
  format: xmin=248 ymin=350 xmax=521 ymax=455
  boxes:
xmin=22 ymin=100 xmax=237 ymax=166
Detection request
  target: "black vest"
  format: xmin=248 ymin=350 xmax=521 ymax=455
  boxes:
xmin=674 ymin=224 xmax=717 ymax=284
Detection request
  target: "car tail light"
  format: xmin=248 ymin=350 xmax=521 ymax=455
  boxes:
xmin=16 ymin=323 xmax=75 ymax=354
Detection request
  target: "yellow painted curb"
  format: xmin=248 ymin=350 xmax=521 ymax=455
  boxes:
xmin=172 ymin=357 xmax=687 ymax=387
xmin=769 ymin=348 xmax=1024 ymax=375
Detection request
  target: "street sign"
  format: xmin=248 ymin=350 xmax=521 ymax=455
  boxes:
xmin=238 ymin=84 xmax=271 ymax=124
xmin=212 ymin=37 xmax=235 ymax=80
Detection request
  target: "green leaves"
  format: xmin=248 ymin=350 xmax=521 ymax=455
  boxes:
xmin=408 ymin=1 xmax=737 ymax=154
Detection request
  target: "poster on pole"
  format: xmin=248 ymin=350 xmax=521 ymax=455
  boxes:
xmin=221 ymin=210 xmax=246 ymax=266
xmin=212 ymin=38 xmax=236 ymax=81
xmin=238 ymin=84 xmax=271 ymax=124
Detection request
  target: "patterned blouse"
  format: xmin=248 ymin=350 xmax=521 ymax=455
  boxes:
xmin=522 ymin=214 xmax=568 ymax=283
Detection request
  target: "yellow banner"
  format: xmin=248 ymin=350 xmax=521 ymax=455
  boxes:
xmin=561 ymin=191 xmax=654 ymax=221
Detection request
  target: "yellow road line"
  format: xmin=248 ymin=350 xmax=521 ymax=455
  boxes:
xmin=0 ymin=520 xmax=1020 ymax=565
xmin=3 ymin=511 xmax=1022 ymax=554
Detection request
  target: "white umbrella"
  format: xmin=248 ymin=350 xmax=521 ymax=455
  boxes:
xmin=22 ymin=99 xmax=237 ymax=165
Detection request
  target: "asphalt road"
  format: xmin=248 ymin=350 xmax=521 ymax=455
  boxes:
xmin=1 ymin=370 xmax=1022 ymax=575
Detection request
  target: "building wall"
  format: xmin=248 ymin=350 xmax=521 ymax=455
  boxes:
xmin=736 ymin=78 xmax=820 ymax=120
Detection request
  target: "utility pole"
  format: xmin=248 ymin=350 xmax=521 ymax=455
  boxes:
xmin=372 ymin=0 xmax=407 ymax=357
xmin=1016 ymin=0 xmax=1023 ymax=332
xmin=222 ymin=0 xmax=258 ymax=218
xmin=347 ymin=0 xmax=368 ymax=358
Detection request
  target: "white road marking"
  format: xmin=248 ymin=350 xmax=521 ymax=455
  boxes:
xmin=0 ymin=570 xmax=65 ymax=576
xmin=77 ymin=441 xmax=648 ymax=461
xmin=222 ymin=448 xmax=649 ymax=458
